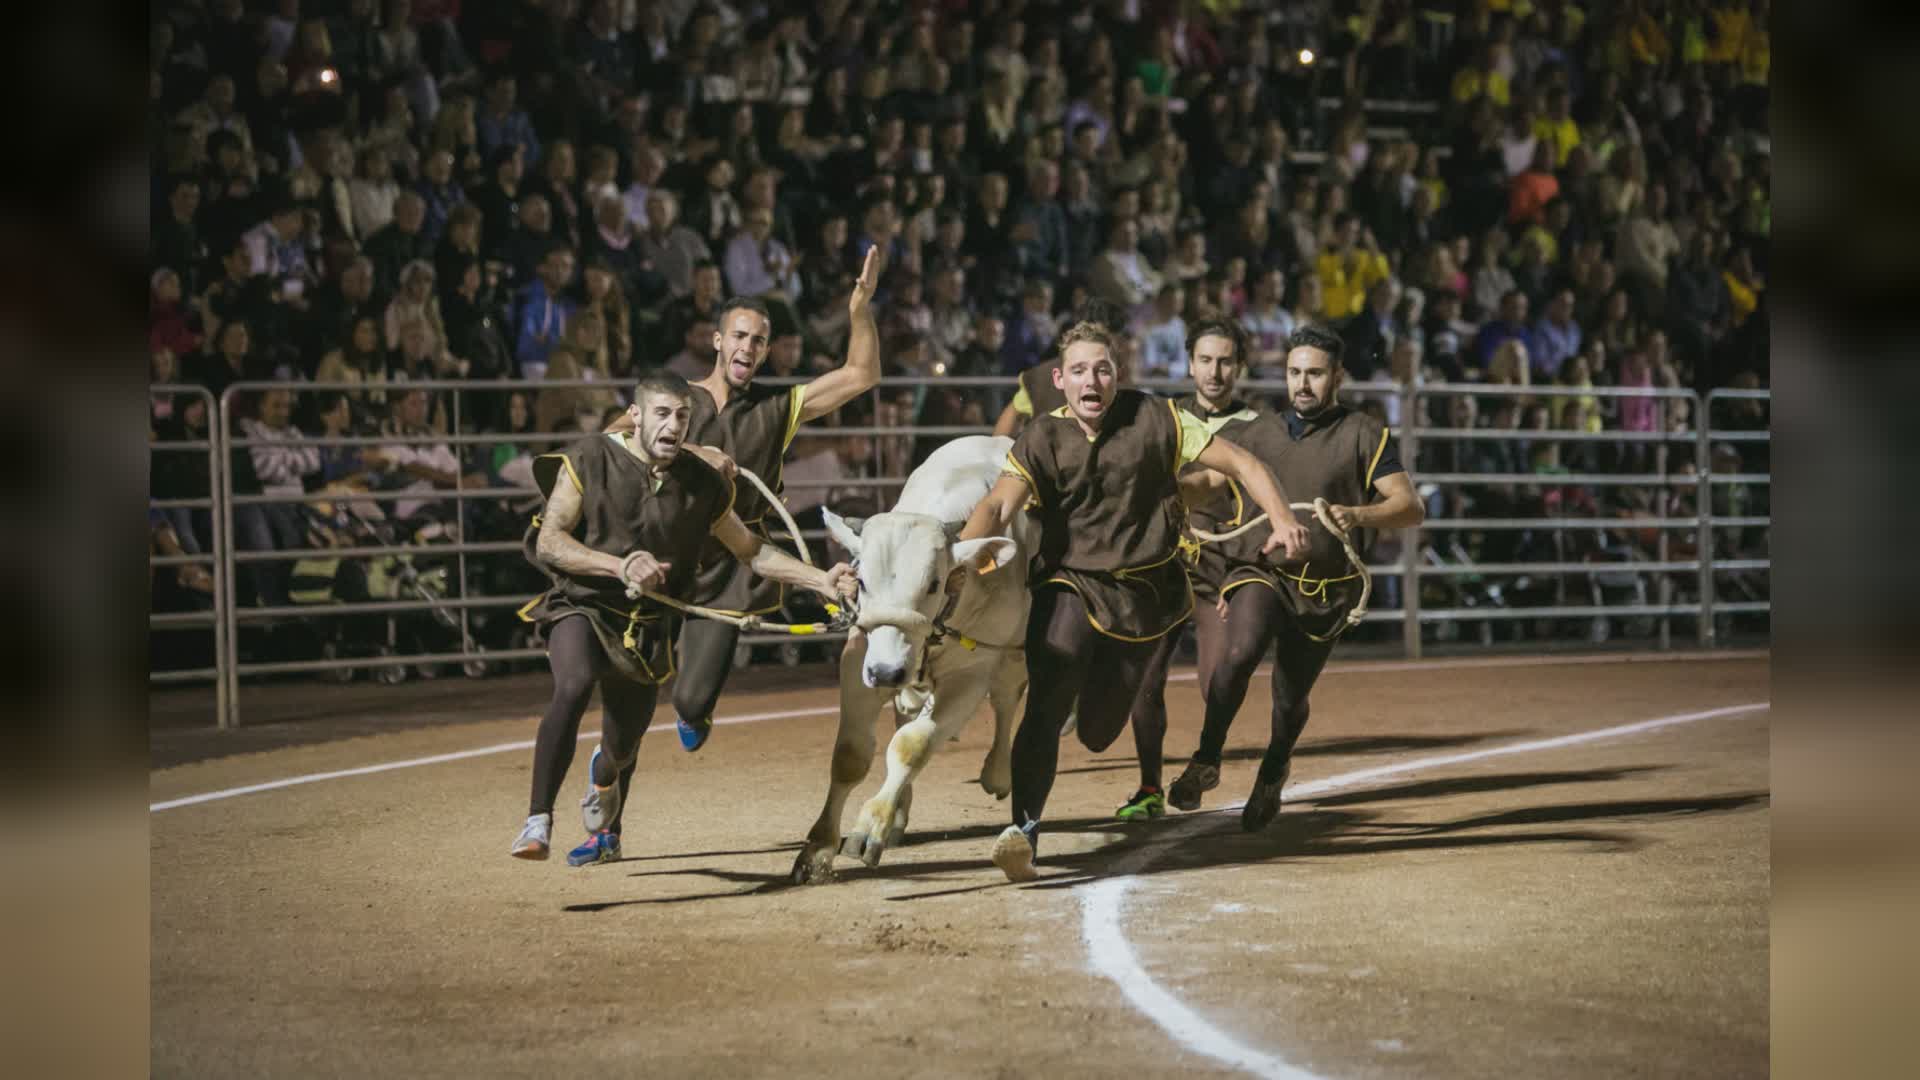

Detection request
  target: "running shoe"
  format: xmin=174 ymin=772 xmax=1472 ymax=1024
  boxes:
xmin=990 ymin=822 xmax=1040 ymax=883
xmin=1115 ymin=787 xmax=1167 ymax=821
xmin=677 ymin=715 xmax=713 ymax=752
xmin=509 ymin=813 xmax=552 ymax=860
xmin=1167 ymin=760 xmax=1221 ymax=811
xmin=566 ymin=830 xmax=623 ymax=867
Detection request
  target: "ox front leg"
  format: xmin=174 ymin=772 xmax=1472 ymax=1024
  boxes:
xmin=792 ymin=636 xmax=886 ymax=885
xmin=846 ymin=665 xmax=992 ymax=868
xmin=979 ymin=654 xmax=1027 ymax=800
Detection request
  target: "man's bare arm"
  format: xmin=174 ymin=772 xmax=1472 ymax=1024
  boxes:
xmin=797 ymin=245 xmax=884 ymax=422
xmin=1328 ymin=471 xmax=1425 ymax=532
xmin=1177 ymin=466 xmax=1232 ymax=509
xmin=958 ymin=472 xmax=1030 ymax=542
xmin=534 ymin=474 xmax=627 ymax=581
xmin=991 ymin=400 xmax=1023 ymax=438
xmin=1192 ymin=437 xmax=1309 ymax=560
xmin=712 ymin=511 xmax=854 ymax=602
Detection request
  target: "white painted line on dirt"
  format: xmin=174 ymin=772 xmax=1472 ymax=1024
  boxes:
xmin=149 ymin=704 xmax=838 ymax=812
xmin=1081 ymin=700 xmax=1770 ymax=1080
xmin=150 ymin=650 xmax=1766 ymax=814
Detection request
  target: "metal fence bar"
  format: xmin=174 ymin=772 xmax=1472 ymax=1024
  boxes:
xmin=182 ymin=380 xmax=1765 ymax=722
xmin=148 ymin=385 xmax=228 ymax=707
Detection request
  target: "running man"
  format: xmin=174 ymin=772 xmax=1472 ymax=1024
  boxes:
xmin=957 ymin=320 xmax=1311 ymax=882
xmin=510 ymin=371 xmax=858 ymax=863
xmin=1114 ymin=317 xmax=1266 ymax=822
xmin=1165 ymin=324 xmax=1425 ymax=830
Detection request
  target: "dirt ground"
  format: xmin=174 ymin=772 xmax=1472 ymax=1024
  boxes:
xmin=151 ymin=651 xmax=1768 ymax=1079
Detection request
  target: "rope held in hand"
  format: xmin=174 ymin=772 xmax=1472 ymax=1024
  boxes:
xmin=1188 ymin=498 xmax=1372 ymax=627
xmin=619 ymin=466 xmax=853 ymax=635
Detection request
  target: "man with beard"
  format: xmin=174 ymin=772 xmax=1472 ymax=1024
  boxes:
xmin=1162 ymin=325 xmax=1425 ymax=830
xmin=510 ymin=370 xmax=858 ymax=864
xmin=957 ymin=321 xmax=1310 ymax=882
xmin=1111 ymin=317 xmax=1265 ymax=822
xmin=599 ymin=248 xmax=883 ymax=773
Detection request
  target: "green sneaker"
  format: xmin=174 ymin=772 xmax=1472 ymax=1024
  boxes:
xmin=1115 ymin=787 xmax=1167 ymax=821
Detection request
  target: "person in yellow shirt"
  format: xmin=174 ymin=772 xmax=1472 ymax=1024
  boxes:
xmin=1450 ymin=42 xmax=1511 ymax=108
xmin=1532 ymin=86 xmax=1581 ymax=166
xmin=1722 ymin=246 xmax=1763 ymax=328
xmin=1315 ymin=213 xmax=1391 ymax=320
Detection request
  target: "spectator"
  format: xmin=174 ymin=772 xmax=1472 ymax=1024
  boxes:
xmin=1532 ymin=289 xmax=1583 ymax=380
xmin=349 ymin=144 xmax=402 ymax=241
xmin=1137 ymin=283 xmax=1189 ymax=378
xmin=1342 ymin=278 xmax=1401 ymax=382
xmin=1470 ymin=227 xmax=1518 ymax=318
xmin=1616 ymin=181 xmax=1681 ymax=307
xmin=476 ymin=73 xmax=539 ymax=167
xmin=526 ymin=138 xmax=582 ymax=252
xmin=1508 ymin=142 xmax=1561 ymax=226
xmin=150 ymin=268 xmax=202 ymax=359
xmin=378 ymin=388 xmax=464 ymax=523
xmin=471 ymin=145 xmax=527 ymax=265
xmin=724 ymin=206 xmax=802 ymax=301
xmin=1088 ymin=217 xmax=1163 ymax=321
xmin=315 ymin=314 xmax=391 ymax=411
xmin=364 ymin=190 xmax=434 ymax=295
xmin=579 ymin=257 xmax=632 ymax=377
xmin=1315 ymin=213 xmax=1392 ymax=321
xmin=1013 ymin=159 xmax=1070 ymax=282
xmin=1474 ymin=291 xmax=1537 ymax=375
xmin=514 ymin=244 xmax=577 ymax=381
xmin=504 ymin=193 xmax=557 ymax=289
xmin=1241 ymin=266 xmax=1295 ymax=373
xmin=1000 ymin=278 xmax=1058 ymax=375
xmin=665 ymin=316 xmax=718 ymax=380
xmin=637 ymin=189 xmax=714 ymax=299
xmin=658 ymin=261 xmax=725 ymax=365
xmin=536 ymin=310 xmax=620 ymax=436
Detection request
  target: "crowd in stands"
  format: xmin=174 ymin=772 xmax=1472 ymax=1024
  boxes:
xmin=150 ymin=0 xmax=1770 ymax=651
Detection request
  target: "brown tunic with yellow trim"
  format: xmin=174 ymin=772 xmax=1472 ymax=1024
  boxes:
xmin=1006 ymin=389 xmax=1204 ymax=641
xmin=519 ymin=433 xmax=736 ymax=683
xmin=1174 ymin=394 xmax=1266 ymax=602
xmin=685 ymin=381 xmax=806 ymax=615
xmin=1210 ymin=404 xmax=1399 ymax=642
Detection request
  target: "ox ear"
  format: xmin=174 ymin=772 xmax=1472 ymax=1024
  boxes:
xmin=949 ymin=536 xmax=1019 ymax=576
xmin=822 ymin=507 xmax=865 ymax=557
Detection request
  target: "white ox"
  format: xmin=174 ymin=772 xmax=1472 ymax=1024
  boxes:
xmin=790 ymin=435 xmax=1034 ymax=885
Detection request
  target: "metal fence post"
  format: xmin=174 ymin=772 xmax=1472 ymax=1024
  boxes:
xmin=1401 ymin=375 xmax=1423 ymax=659
xmin=1696 ymin=391 xmax=1715 ymax=647
xmin=218 ymin=386 xmax=241 ymax=729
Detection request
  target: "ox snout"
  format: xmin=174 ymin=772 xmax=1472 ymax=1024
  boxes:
xmin=863 ymin=660 xmax=909 ymax=688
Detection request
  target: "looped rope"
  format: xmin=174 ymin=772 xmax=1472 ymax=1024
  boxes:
xmin=619 ymin=466 xmax=851 ymax=636
xmin=1187 ymin=498 xmax=1373 ymax=627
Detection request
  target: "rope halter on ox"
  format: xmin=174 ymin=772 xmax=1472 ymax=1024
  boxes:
xmin=1187 ymin=496 xmax=1373 ymax=628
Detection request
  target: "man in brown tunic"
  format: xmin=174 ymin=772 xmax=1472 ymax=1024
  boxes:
xmin=608 ymin=247 xmax=883 ymax=757
xmin=509 ymin=371 xmax=856 ymax=864
xmin=1167 ymin=324 xmax=1425 ymax=831
xmin=1115 ymin=317 xmax=1266 ymax=822
xmin=958 ymin=320 xmax=1311 ymax=881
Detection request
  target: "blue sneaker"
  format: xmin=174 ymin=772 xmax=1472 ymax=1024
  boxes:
xmin=566 ymin=830 xmax=622 ymax=867
xmin=677 ymin=715 xmax=712 ymax=752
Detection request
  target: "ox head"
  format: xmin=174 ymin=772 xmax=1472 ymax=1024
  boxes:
xmin=823 ymin=507 xmax=1018 ymax=689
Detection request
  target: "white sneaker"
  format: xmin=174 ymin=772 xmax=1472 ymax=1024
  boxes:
xmin=510 ymin=813 xmax=552 ymax=860
xmin=990 ymin=824 xmax=1039 ymax=883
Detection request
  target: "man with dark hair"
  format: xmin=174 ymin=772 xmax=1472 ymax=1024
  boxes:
xmin=514 ymin=242 xmax=578 ymax=381
xmin=1163 ymin=324 xmax=1426 ymax=830
xmin=959 ymin=320 xmax=1310 ymax=881
xmin=511 ymin=369 xmax=858 ymax=864
xmin=590 ymin=250 xmax=885 ymax=817
xmin=1114 ymin=316 xmax=1264 ymax=821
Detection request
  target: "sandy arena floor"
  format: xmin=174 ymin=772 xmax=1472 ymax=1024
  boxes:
xmin=151 ymin=650 xmax=1768 ymax=1079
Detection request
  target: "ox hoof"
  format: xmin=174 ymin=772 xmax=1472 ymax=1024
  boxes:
xmin=839 ymin=832 xmax=869 ymax=859
xmin=884 ymin=823 xmax=907 ymax=850
xmin=790 ymin=846 xmax=837 ymax=886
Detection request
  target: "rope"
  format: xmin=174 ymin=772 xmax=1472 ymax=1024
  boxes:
xmin=1188 ymin=498 xmax=1373 ymax=627
xmin=618 ymin=466 xmax=852 ymax=636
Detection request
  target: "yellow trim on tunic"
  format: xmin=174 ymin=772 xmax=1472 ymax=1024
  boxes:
xmin=1220 ymin=576 xmax=1278 ymax=598
xmin=1364 ymin=426 xmax=1390 ymax=490
xmin=535 ymin=452 xmax=585 ymax=495
xmin=1040 ymin=573 xmax=1195 ymax=643
xmin=782 ymin=384 xmax=809 ymax=452
xmin=1010 ymin=384 xmax=1033 ymax=417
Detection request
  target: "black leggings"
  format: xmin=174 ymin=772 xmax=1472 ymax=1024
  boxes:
xmin=1192 ymin=584 xmax=1334 ymax=784
xmin=1127 ymin=627 xmax=1182 ymax=790
xmin=671 ymin=616 xmax=738 ymax=726
xmin=1010 ymin=586 xmax=1160 ymax=829
xmin=527 ymin=615 xmax=660 ymax=831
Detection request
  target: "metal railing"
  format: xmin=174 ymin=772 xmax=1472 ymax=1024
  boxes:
xmin=147 ymin=384 xmax=228 ymax=725
xmin=156 ymin=376 xmax=1767 ymax=728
